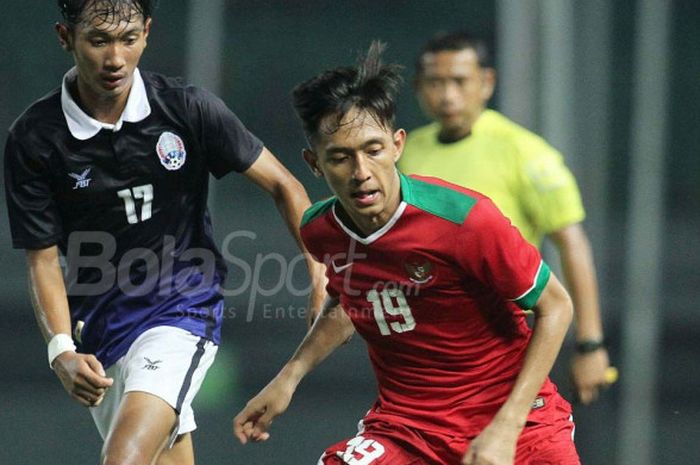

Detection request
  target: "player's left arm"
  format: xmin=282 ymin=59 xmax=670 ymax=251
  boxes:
xmin=463 ymin=273 xmax=573 ymax=465
xmin=243 ymin=147 xmax=327 ymax=326
xmin=549 ymin=223 xmax=611 ymax=405
xmin=233 ymin=296 xmax=353 ymax=444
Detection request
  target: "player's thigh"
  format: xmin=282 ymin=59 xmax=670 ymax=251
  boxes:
xmin=157 ymin=433 xmax=194 ymax=465
xmin=97 ymin=326 xmax=217 ymax=465
xmin=124 ymin=327 xmax=217 ymax=435
xmin=116 ymin=326 xmax=217 ymax=436
xmin=101 ymin=391 xmax=178 ymax=465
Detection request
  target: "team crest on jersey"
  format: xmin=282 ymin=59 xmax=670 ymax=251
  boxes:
xmin=156 ymin=131 xmax=187 ymax=170
xmin=404 ymin=257 xmax=434 ymax=284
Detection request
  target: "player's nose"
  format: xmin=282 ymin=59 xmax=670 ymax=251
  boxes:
xmin=352 ymin=156 xmax=372 ymax=183
xmin=103 ymin=44 xmax=126 ymax=70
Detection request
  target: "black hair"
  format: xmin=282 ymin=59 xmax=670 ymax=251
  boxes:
xmin=58 ymin=0 xmax=156 ymax=28
xmin=415 ymin=31 xmax=493 ymax=76
xmin=292 ymin=41 xmax=403 ymax=143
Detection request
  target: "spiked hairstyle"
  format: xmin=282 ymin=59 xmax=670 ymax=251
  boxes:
xmin=292 ymin=41 xmax=403 ymax=144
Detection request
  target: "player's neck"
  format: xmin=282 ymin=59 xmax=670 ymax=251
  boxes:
xmin=337 ymin=207 xmax=389 ymax=238
xmin=72 ymin=79 xmax=131 ymax=125
xmin=337 ymin=176 xmax=403 ymax=237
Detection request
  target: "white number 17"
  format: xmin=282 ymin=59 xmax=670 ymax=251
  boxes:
xmin=117 ymin=183 xmax=153 ymax=224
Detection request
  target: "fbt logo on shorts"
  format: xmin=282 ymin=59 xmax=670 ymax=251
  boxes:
xmin=142 ymin=357 xmax=162 ymax=371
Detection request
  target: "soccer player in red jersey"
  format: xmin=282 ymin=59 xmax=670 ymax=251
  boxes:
xmin=233 ymin=42 xmax=581 ymax=465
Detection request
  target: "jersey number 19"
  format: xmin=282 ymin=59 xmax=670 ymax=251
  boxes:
xmin=367 ymin=288 xmax=416 ymax=336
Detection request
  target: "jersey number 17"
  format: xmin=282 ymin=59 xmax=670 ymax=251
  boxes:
xmin=117 ymin=183 xmax=154 ymax=224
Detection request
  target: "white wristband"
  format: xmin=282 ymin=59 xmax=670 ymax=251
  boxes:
xmin=47 ymin=333 xmax=76 ymax=368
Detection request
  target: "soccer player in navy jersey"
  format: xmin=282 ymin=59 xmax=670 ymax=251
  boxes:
xmin=3 ymin=1 xmax=324 ymax=464
xmin=233 ymin=42 xmax=580 ymax=465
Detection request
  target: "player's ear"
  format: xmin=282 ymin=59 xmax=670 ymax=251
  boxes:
xmin=392 ymin=128 xmax=406 ymax=163
xmin=143 ymin=17 xmax=152 ymax=46
xmin=55 ymin=22 xmax=72 ymax=52
xmin=302 ymin=149 xmax=323 ymax=177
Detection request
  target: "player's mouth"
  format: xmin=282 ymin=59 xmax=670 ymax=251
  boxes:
xmin=101 ymin=74 xmax=127 ymax=90
xmin=351 ymin=189 xmax=380 ymax=207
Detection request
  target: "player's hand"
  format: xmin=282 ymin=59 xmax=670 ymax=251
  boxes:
xmin=52 ymin=352 xmax=113 ymax=407
xmin=233 ymin=376 xmax=296 ymax=444
xmin=570 ymin=348 xmax=611 ymax=404
xmin=462 ymin=418 xmax=520 ymax=465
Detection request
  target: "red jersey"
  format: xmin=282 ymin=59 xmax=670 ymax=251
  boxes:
xmin=300 ymin=174 xmax=564 ymax=437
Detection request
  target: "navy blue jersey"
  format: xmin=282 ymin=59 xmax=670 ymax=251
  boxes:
xmin=4 ymin=69 xmax=263 ymax=367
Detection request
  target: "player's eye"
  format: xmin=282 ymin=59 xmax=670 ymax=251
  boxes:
xmin=123 ymin=36 xmax=138 ymax=45
xmin=328 ymin=153 xmax=350 ymax=164
xmin=90 ymin=39 xmax=107 ymax=47
xmin=366 ymin=146 xmax=383 ymax=156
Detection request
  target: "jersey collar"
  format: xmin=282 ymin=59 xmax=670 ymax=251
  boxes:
xmin=331 ymin=172 xmax=410 ymax=245
xmin=61 ymin=67 xmax=151 ymax=140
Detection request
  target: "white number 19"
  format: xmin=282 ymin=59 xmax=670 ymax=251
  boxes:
xmin=367 ymin=288 xmax=415 ymax=336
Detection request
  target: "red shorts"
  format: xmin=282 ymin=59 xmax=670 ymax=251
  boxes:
xmin=318 ymin=412 xmax=580 ymax=465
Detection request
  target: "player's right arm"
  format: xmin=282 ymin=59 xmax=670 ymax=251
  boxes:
xmin=27 ymin=246 xmax=112 ymax=407
xmin=233 ymin=297 xmax=353 ymax=444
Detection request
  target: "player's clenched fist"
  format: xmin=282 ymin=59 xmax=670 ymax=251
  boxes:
xmin=462 ymin=418 xmax=520 ymax=465
xmin=52 ymin=352 xmax=113 ymax=407
xmin=233 ymin=375 xmax=296 ymax=444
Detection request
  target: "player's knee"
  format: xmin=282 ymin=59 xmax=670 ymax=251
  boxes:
xmin=101 ymin=449 xmax=151 ymax=465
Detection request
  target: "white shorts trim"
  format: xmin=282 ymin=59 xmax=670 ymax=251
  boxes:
xmin=90 ymin=326 xmax=217 ymax=440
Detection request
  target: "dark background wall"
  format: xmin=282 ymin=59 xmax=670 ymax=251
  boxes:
xmin=1 ymin=1 xmax=698 ymax=464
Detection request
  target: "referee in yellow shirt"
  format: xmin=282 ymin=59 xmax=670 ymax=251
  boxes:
xmin=399 ymin=31 xmax=612 ymax=404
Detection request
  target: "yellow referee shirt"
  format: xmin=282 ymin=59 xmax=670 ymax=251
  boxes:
xmin=399 ymin=109 xmax=585 ymax=247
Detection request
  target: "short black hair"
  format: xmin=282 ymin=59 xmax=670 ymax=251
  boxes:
xmin=292 ymin=41 xmax=403 ymax=144
xmin=58 ymin=0 xmax=156 ymax=27
xmin=416 ymin=31 xmax=493 ymax=76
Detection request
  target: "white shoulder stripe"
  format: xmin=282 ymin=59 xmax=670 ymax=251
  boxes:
xmin=509 ymin=260 xmax=544 ymax=302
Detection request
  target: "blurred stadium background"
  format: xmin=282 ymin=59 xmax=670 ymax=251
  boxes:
xmin=1 ymin=1 xmax=698 ymax=464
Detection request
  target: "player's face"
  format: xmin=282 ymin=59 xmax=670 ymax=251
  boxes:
xmin=416 ymin=49 xmax=495 ymax=140
xmin=304 ymin=107 xmax=406 ymax=234
xmin=57 ymin=6 xmax=151 ymax=110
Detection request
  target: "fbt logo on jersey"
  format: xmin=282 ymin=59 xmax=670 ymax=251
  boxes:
xmin=68 ymin=168 xmax=92 ymax=189
xmin=156 ymin=131 xmax=187 ymax=171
